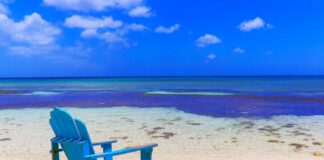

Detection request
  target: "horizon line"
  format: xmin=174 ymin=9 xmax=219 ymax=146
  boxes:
xmin=0 ymin=75 xmax=324 ymax=79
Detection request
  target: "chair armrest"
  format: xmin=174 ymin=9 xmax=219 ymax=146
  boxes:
xmin=92 ymin=140 xmax=117 ymax=146
xmin=124 ymin=143 xmax=158 ymax=150
xmin=84 ymin=143 xmax=158 ymax=159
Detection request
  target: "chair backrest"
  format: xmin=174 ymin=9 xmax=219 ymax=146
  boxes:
xmin=49 ymin=107 xmax=95 ymax=159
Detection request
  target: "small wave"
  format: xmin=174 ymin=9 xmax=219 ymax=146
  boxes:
xmin=145 ymin=91 xmax=234 ymax=96
xmin=293 ymin=92 xmax=324 ymax=96
xmin=22 ymin=91 xmax=61 ymax=96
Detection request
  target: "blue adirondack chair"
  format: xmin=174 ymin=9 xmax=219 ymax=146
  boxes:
xmin=49 ymin=107 xmax=158 ymax=160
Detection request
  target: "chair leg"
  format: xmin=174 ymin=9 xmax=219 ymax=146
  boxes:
xmin=51 ymin=141 xmax=60 ymax=160
xmin=141 ymin=149 xmax=153 ymax=160
xmin=101 ymin=144 xmax=113 ymax=160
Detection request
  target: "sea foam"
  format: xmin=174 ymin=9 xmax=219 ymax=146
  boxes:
xmin=145 ymin=91 xmax=234 ymax=96
xmin=22 ymin=91 xmax=61 ymax=96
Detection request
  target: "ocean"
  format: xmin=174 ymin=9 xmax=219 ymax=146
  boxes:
xmin=1 ymin=76 xmax=324 ymax=118
xmin=2 ymin=76 xmax=324 ymax=160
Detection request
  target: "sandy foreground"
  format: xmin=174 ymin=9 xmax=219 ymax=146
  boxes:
xmin=1 ymin=107 xmax=324 ymax=160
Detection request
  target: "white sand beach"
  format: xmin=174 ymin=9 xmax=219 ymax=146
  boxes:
xmin=1 ymin=107 xmax=324 ymax=160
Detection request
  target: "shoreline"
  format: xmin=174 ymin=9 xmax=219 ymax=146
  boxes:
xmin=2 ymin=105 xmax=324 ymax=119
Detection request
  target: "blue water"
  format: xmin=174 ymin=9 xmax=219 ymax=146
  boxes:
xmin=0 ymin=76 xmax=324 ymax=118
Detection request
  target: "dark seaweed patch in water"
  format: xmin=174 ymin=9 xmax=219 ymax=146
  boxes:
xmin=0 ymin=90 xmax=11 ymax=94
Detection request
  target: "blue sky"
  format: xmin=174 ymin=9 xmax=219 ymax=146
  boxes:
xmin=0 ymin=0 xmax=324 ymax=77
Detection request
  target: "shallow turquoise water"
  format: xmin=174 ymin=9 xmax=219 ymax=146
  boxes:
xmin=1 ymin=76 xmax=324 ymax=92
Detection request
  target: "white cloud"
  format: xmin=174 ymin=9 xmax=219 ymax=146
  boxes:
xmin=80 ymin=30 xmax=127 ymax=46
xmin=0 ymin=0 xmax=12 ymax=14
xmin=195 ymin=34 xmax=221 ymax=48
xmin=8 ymin=43 xmax=93 ymax=59
xmin=238 ymin=17 xmax=272 ymax=32
xmin=63 ymin=15 xmax=136 ymax=46
xmin=0 ymin=12 xmax=64 ymax=57
xmin=233 ymin=47 xmax=244 ymax=54
xmin=0 ymin=11 xmax=92 ymax=58
xmin=0 ymin=3 xmax=9 ymax=14
xmin=44 ymin=0 xmax=153 ymax=48
xmin=43 ymin=0 xmax=143 ymax=12
xmin=82 ymin=24 xmax=146 ymax=46
xmin=125 ymin=23 xmax=147 ymax=31
xmin=117 ymin=23 xmax=147 ymax=35
xmin=81 ymin=29 xmax=98 ymax=38
xmin=207 ymin=54 xmax=216 ymax=60
xmin=79 ymin=29 xmax=124 ymax=44
xmin=7 ymin=44 xmax=60 ymax=56
xmin=128 ymin=6 xmax=152 ymax=18
xmin=155 ymin=24 xmax=180 ymax=34
xmin=77 ymin=23 xmax=146 ymax=46
xmin=64 ymin=15 xmax=123 ymax=29
xmin=0 ymin=13 xmax=61 ymax=45
xmin=101 ymin=31 xmax=126 ymax=44
xmin=64 ymin=15 xmax=147 ymax=47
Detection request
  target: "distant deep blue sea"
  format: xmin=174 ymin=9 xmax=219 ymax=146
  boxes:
xmin=1 ymin=76 xmax=324 ymax=118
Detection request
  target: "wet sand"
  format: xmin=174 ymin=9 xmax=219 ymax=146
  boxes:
xmin=1 ymin=107 xmax=324 ymax=160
